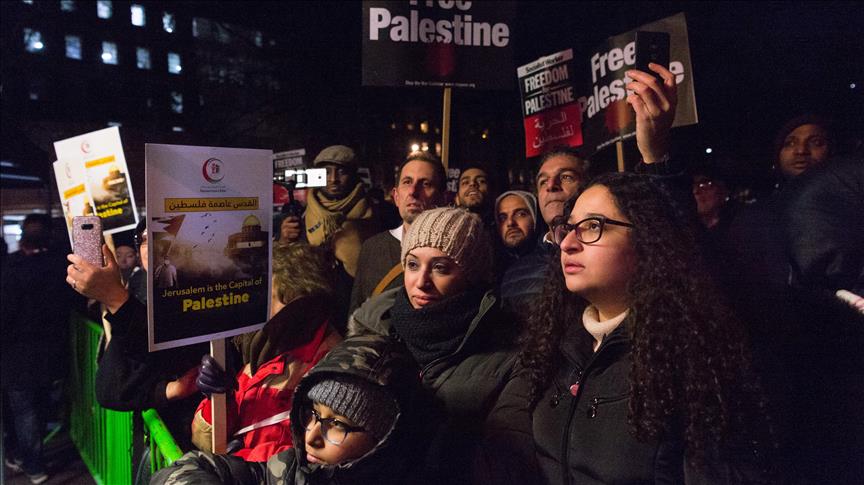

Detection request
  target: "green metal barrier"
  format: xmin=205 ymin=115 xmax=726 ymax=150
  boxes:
xmin=68 ymin=312 xmax=134 ymax=485
xmin=143 ymin=408 xmax=184 ymax=470
xmin=68 ymin=313 xmax=186 ymax=484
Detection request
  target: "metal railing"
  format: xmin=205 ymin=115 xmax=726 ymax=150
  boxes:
xmin=68 ymin=313 xmax=185 ymax=484
xmin=69 ymin=312 xmax=135 ymax=485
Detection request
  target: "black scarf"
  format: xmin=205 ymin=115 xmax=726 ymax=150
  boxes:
xmin=390 ymin=288 xmax=485 ymax=368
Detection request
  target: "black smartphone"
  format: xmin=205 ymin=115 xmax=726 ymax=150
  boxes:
xmin=634 ymin=31 xmax=670 ymax=76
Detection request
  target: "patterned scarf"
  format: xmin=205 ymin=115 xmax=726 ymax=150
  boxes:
xmin=304 ymin=184 xmax=372 ymax=247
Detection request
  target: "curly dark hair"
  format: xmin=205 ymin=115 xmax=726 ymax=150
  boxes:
xmin=519 ymin=172 xmax=771 ymax=462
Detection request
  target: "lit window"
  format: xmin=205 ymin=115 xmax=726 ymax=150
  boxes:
xmin=23 ymin=29 xmax=45 ymax=53
xmin=167 ymin=52 xmax=182 ymax=74
xmin=107 ymin=121 xmax=122 ymax=127
xmin=97 ymin=0 xmax=112 ymax=19
xmin=60 ymin=0 xmax=76 ymax=12
xmin=131 ymin=4 xmax=145 ymax=27
xmin=172 ymin=126 xmax=184 ymax=132
xmin=170 ymin=91 xmax=183 ymax=114
xmin=101 ymin=41 xmax=118 ymax=64
xmin=65 ymin=35 xmax=82 ymax=60
xmin=254 ymin=31 xmax=263 ymax=47
xmin=163 ymin=12 xmax=175 ymax=33
xmin=22 ymin=0 xmax=35 ymax=4
xmin=136 ymin=47 xmax=151 ymax=69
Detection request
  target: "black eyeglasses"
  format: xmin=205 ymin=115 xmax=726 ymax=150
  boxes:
xmin=302 ymin=406 xmax=367 ymax=446
xmin=552 ymin=216 xmax=634 ymax=245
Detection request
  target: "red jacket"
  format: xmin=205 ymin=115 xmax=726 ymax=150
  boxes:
xmin=192 ymin=322 xmax=341 ymax=462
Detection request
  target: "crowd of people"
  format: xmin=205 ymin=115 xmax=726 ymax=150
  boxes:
xmin=2 ymin=63 xmax=862 ymax=485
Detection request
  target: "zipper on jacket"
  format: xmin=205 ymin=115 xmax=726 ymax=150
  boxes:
xmin=587 ymin=394 xmax=628 ymax=419
xmin=559 ymin=334 xmax=625 ymax=485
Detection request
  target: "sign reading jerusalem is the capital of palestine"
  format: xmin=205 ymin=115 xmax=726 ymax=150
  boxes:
xmin=145 ymin=143 xmax=273 ymax=351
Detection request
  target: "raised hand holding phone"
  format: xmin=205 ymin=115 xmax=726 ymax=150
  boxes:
xmin=67 ymin=241 xmax=129 ymax=313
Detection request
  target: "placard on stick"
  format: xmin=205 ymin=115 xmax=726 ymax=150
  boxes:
xmin=145 ymin=144 xmax=273 ymax=352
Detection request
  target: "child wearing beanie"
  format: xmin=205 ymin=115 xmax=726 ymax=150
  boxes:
xmin=151 ymin=335 xmax=426 ymax=485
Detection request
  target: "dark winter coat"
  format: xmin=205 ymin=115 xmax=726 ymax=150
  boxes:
xmin=1 ymin=249 xmax=75 ymax=387
xmin=95 ymin=297 xmax=205 ymax=449
xmin=491 ymin=319 xmax=769 ymax=485
xmin=347 ymin=286 xmax=524 ymax=484
xmin=150 ymin=334 xmax=426 ymax=485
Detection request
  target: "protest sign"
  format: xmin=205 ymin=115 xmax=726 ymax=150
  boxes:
xmin=53 ymin=159 xmax=93 ymax=244
xmin=53 ymin=127 xmax=139 ymax=234
xmin=518 ymin=49 xmax=583 ymax=158
xmin=145 ymin=144 xmax=273 ymax=351
xmin=362 ymin=0 xmax=515 ymax=89
xmin=577 ymin=12 xmax=697 ymax=156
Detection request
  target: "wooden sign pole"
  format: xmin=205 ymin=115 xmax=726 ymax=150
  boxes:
xmin=209 ymin=338 xmax=228 ymax=454
xmin=441 ymin=87 xmax=452 ymax=171
xmin=616 ymin=139 xmax=625 ymax=172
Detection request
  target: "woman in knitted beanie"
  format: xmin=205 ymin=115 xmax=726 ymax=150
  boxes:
xmin=347 ymin=206 xmax=527 ymax=484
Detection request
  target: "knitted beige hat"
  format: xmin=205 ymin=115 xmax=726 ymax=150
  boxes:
xmin=401 ymin=207 xmax=492 ymax=283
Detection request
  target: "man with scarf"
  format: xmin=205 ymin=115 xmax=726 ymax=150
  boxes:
xmin=280 ymin=145 xmax=379 ymax=279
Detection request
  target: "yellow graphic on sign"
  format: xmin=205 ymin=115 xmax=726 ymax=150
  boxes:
xmin=84 ymin=155 xmax=116 ymax=168
xmin=63 ymin=184 xmax=86 ymax=199
xmin=164 ymin=197 xmax=259 ymax=212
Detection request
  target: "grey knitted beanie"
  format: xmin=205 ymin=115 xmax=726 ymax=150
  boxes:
xmin=400 ymin=207 xmax=493 ymax=283
xmin=306 ymin=377 xmax=398 ymax=441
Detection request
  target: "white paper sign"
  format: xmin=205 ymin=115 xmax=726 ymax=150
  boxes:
xmin=52 ymin=159 xmax=92 ymax=245
xmin=145 ymin=143 xmax=273 ymax=351
xmin=53 ymin=127 xmax=139 ymax=234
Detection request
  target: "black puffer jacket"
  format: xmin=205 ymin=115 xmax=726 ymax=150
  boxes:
xmin=150 ymin=334 xmax=426 ymax=485
xmin=348 ymin=286 xmax=524 ymax=484
xmin=523 ymin=320 xmax=766 ymax=485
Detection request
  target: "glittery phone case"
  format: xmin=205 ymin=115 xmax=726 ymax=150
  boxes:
xmin=72 ymin=216 xmax=104 ymax=267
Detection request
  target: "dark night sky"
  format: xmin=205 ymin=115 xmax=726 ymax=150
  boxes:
xmin=208 ymin=1 xmax=862 ymax=179
xmin=3 ymin=1 xmax=862 ymax=191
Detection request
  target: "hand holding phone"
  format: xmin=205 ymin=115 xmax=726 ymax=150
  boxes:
xmin=72 ymin=216 xmax=104 ymax=267
xmin=634 ymin=31 xmax=670 ymax=77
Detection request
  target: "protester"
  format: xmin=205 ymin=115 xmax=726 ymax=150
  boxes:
xmin=114 ymin=243 xmax=138 ymax=284
xmin=126 ymin=220 xmax=147 ymax=304
xmin=2 ymin=214 xmax=73 ymax=485
xmin=150 ymin=334 xmax=423 ymax=485
xmin=66 ymin=240 xmax=204 ymax=467
xmin=349 ymin=151 xmax=446 ymax=313
xmin=497 ymin=173 xmax=773 ymax=483
xmin=772 ymin=114 xmax=835 ymax=184
xmin=779 ymin=155 xmax=864 ymax=483
xmin=190 ymin=243 xmax=342 ymax=462
xmin=500 ymin=63 xmax=679 ymax=324
xmin=494 ymin=190 xmax=538 ymax=275
xmin=348 ymin=207 xmax=523 ymax=484
xmin=498 ymin=146 xmax=590 ymax=315
xmin=455 ymin=162 xmax=495 ymax=222
xmin=279 ymin=145 xmax=380 ymax=277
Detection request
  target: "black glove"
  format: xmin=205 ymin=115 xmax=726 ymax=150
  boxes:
xmin=196 ymin=355 xmax=236 ymax=397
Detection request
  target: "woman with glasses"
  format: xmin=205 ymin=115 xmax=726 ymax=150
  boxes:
xmin=503 ymin=172 xmax=774 ymax=484
xmin=152 ymin=334 xmax=426 ymax=485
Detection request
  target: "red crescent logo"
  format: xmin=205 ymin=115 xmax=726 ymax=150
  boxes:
xmin=202 ymin=158 xmax=224 ymax=183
